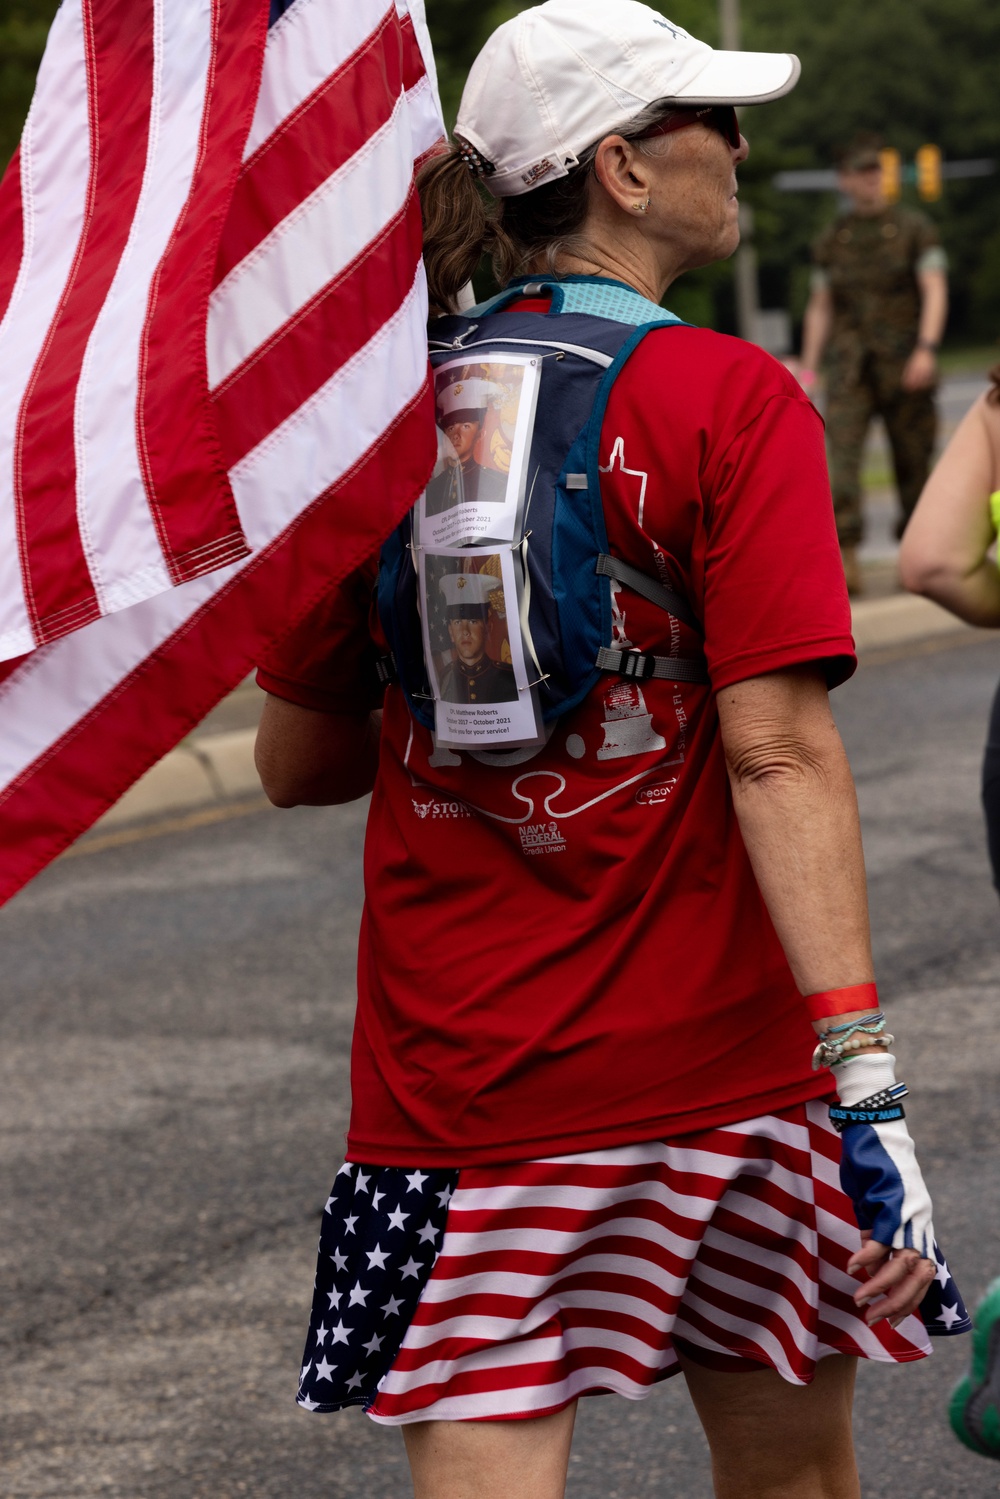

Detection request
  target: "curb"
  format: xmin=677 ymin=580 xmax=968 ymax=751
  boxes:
xmin=91 ymin=593 xmax=979 ymax=835
xmin=849 ymin=591 xmax=972 ymax=653
xmin=97 ymin=728 xmax=263 ymax=830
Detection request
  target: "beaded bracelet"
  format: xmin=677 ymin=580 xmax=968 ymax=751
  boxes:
xmin=812 ymin=1017 xmax=894 ymax=1071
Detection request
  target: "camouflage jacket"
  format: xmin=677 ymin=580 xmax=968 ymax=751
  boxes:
xmin=812 ymin=205 xmax=944 ymax=372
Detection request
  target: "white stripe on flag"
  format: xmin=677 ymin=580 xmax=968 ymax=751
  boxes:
xmin=0 ymin=267 xmax=428 ymax=791
xmin=438 ymin=1213 xmax=706 ymax=1260
xmin=400 ymin=1285 xmax=690 ymax=1348
xmin=207 ymin=91 xmax=414 ymax=388
xmin=230 ymin=264 xmax=427 ymax=546
xmin=401 ymin=72 xmax=445 ymax=161
xmin=0 ymin=0 xmax=91 ymax=659
xmin=243 ymin=0 xmax=393 ymax=161
xmin=75 ymin=0 xmax=214 ymax=614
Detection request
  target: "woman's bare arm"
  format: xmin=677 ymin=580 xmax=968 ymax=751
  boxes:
xmin=899 ymin=390 xmax=1000 ymax=626
xmin=717 ymin=663 xmax=932 ymax=1320
xmin=255 ymin=694 xmax=382 ymax=806
xmin=717 ymin=665 xmax=872 ymax=996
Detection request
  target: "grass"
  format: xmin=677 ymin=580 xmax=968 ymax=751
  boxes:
xmin=938 ymin=344 xmax=998 ymax=376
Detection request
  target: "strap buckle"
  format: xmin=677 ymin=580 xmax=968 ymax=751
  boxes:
xmin=619 ymin=651 xmax=655 ymax=681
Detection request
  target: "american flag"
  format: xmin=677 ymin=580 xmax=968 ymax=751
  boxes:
xmin=0 ymin=0 xmax=442 ymax=904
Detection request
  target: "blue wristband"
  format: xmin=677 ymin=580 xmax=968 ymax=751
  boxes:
xmin=830 ymin=1102 xmax=906 ymax=1132
xmin=829 ymin=1082 xmax=908 ymax=1133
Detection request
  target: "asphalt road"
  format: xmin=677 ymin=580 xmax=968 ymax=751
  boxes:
xmin=2 ymin=631 xmax=1000 ymax=1499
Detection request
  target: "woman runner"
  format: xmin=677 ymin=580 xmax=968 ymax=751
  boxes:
xmin=256 ymin=4 xmax=968 ymax=1494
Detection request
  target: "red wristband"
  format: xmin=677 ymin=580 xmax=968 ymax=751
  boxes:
xmin=805 ymin=982 xmax=879 ymax=1022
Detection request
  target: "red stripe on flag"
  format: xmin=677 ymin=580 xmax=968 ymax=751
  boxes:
xmin=412 ymin=1268 xmax=685 ymax=1329
xmin=213 ymin=189 xmax=423 ymax=467
xmin=398 ymin=11 xmax=429 ymax=94
xmin=0 ymin=147 xmax=23 ymax=325
xmin=0 ymin=651 xmax=30 ymax=690
xmin=214 ymin=6 xmax=408 ymax=286
xmin=15 ymin=0 xmax=155 ymax=643
xmin=0 ymin=381 xmax=436 ymax=907
xmin=694 ymin=1243 xmax=817 ymax=1330
xmin=424 ymin=1232 xmax=692 ymax=1284
xmin=447 ymin=1192 xmax=710 ymax=1244
xmin=456 ymin=1160 xmax=680 ymax=1191
xmin=710 ymin=1208 xmax=817 ymax=1281
xmin=135 ymin=0 xmax=267 ymax=586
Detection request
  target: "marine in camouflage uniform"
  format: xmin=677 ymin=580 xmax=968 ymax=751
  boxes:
xmin=813 ymin=201 xmax=946 ymax=547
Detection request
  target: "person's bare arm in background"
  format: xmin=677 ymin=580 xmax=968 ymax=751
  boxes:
xmin=900 ymin=390 xmax=1000 ymax=626
xmin=901 ymin=266 xmax=948 ymax=392
xmin=797 ymin=282 xmax=832 ymax=396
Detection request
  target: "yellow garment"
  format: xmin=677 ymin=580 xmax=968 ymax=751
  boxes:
xmin=489 ymin=427 xmax=512 ymax=474
xmin=991 ymin=489 xmax=1000 ymax=541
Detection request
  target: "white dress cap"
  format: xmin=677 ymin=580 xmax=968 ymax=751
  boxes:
xmin=440 ymin=572 xmax=503 ymax=612
xmin=437 ymin=378 xmax=503 ymax=423
xmin=456 ymin=0 xmax=800 ymax=197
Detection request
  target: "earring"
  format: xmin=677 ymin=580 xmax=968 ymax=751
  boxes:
xmin=633 ymin=197 xmax=650 ymax=214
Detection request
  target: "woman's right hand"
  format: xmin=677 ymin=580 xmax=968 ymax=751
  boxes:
xmin=847 ymin=1234 xmax=936 ymax=1329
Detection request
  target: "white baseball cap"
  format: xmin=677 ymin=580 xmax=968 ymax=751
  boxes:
xmin=455 ymin=0 xmax=800 ymax=197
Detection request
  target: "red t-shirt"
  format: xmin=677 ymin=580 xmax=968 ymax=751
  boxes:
xmin=258 ymin=321 xmax=855 ymax=1166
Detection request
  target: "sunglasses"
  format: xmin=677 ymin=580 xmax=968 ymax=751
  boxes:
xmin=637 ymin=105 xmax=742 ymax=151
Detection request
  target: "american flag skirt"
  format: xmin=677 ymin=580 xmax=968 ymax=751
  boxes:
xmin=296 ymin=1100 xmax=938 ymax=1424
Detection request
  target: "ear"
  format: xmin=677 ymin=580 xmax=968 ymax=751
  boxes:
xmin=592 ymin=135 xmax=653 ymax=215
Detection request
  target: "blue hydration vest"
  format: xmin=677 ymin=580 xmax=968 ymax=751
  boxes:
xmin=377 ymin=276 xmax=709 ymax=739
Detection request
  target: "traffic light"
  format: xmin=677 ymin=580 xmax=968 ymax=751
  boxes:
xmin=879 ymin=147 xmax=902 ymax=201
xmin=916 ymin=144 xmax=942 ymax=201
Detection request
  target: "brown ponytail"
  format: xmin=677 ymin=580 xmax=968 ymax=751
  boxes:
xmin=417 ymin=139 xmax=597 ymax=316
xmin=417 ymin=146 xmax=496 ymax=319
xmin=989 ymin=365 xmax=1000 ymax=407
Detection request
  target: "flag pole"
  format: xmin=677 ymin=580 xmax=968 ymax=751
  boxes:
xmin=719 ymin=0 xmax=761 ymax=345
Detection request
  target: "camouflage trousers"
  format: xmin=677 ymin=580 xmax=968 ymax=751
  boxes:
xmin=826 ymin=357 xmax=937 ymax=547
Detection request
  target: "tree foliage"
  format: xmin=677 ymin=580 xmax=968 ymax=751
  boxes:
xmin=0 ymin=1 xmax=59 ymax=171
xmin=427 ymin=0 xmax=1000 ymax=343
xmin=3 ymin=1 xmax=998 ymax=342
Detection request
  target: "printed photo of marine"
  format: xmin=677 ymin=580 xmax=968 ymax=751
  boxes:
xmin=438 ymin=571 xmax=518 ymax=705
xmin=425 ymin=377 xmax=509 ymax=515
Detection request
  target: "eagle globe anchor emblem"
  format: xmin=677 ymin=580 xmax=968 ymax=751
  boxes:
xmin=597 ymin=679 xmax=667 ymax=760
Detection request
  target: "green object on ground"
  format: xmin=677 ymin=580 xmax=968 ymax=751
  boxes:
xmin=950 ymin=1276 xmax=1000 ymax=1458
